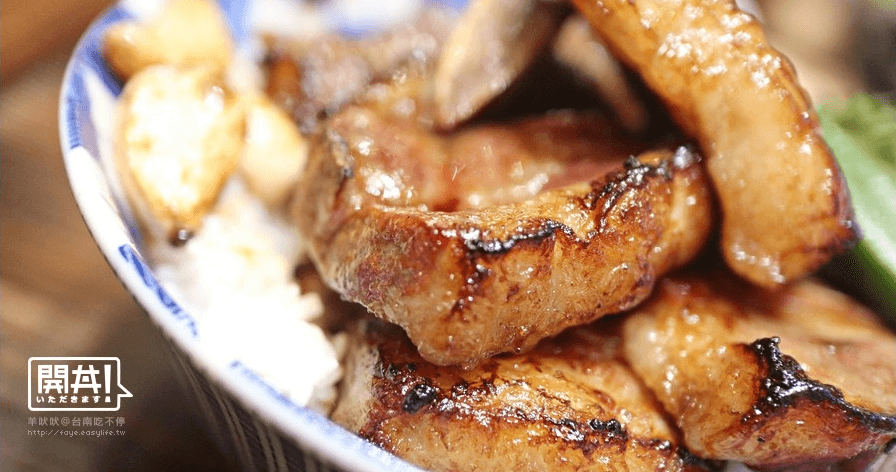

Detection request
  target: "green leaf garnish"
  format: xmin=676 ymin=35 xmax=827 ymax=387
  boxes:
xmin=818 ymin=94 xmax=896 ymax=321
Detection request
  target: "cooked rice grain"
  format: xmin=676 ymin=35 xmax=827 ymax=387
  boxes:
xmin=151 ymin=179 xmax=343 ymax=412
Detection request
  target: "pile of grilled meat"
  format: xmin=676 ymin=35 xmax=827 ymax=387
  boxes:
xmin=266 ymin=1 xmax=896 ymax=470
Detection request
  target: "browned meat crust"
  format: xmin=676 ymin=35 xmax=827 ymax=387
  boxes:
xmin=264 ymin=7 xmax=456 ymax=133
xmin=570 ymin=0 xmax=857 ymax=287
xmin=333 ymin=317 xmax=720 ymax=472
xmin=622 ymin=273 xmax=896 ymax=468
xmin=293 ymin=89 xmax=714 ymax=365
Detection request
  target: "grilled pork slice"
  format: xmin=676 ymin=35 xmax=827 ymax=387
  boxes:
xmin=293 ymin=88 xmax=714 ymax=366
xmin=623 ymin=273 xmax=896 ymax=469
xmin=264 ymin=6 xmax=456 ymax=133
xmin=571 ymin=0 xmax=857 ymax=287
xmin=430 ymin=0 xmax=568 ymax=128
xmin=333 ymin=318 xmax=718 ymax=472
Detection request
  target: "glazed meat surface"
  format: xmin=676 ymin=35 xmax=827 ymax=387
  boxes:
xmin=571 ymin=0 xmax=857 ymax=287
xmin=265 ymin=6 xmax=456 ymax=133
xmin=292 ymin=74 xmax=714 ymax=366
xmin=332 ymin=318 xmax=717 ymax=472
xmin=622 ymin=272 xmax=896 ymax=469
xmin=431 ymin=0 xmax=568 ymax=128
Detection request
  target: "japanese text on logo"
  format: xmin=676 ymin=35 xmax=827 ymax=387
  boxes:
xmin=28 ymin=357 xmax=132 ymax=412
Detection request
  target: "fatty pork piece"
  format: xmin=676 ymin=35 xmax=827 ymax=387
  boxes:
xmin=293 ymin=78 xmax=714 ymax=367
xmin=571 ymin=0 xmax=857 ymax=287
xmin=431 ymin=0 xmax=568 ymax=128
xmin=333 ymin=317 xmax=718 ymax=472
xmin=264 ymin=6 xmax=455 ymax=133
xmin=623 ymin=273 xmax=896 ymax=469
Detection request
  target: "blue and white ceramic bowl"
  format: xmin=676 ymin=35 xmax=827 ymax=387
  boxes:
xmin=59 ymin=1 xmax=458 ymax=471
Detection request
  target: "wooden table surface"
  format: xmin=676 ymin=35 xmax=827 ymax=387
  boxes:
xmin=0 ymin=1 xmax=885 ymax=471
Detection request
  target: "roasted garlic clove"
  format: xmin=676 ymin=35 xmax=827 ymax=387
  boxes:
xmin=239 ymin=95 xmax=309 ymax=208
xmin=103 ymin=0 xmax=233 ymax=82
xmin=114 ymin=65 xmax=245 ymax=242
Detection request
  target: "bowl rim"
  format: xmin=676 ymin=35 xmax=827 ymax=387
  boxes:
xmin=57 ymin=2 xmax=428 ymax=471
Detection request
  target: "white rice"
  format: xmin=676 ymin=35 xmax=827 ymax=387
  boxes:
xmin=150 ymin=179 xmax=343 ymax=412
xmin=125 ymin=0 xmax=416 ymax=418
